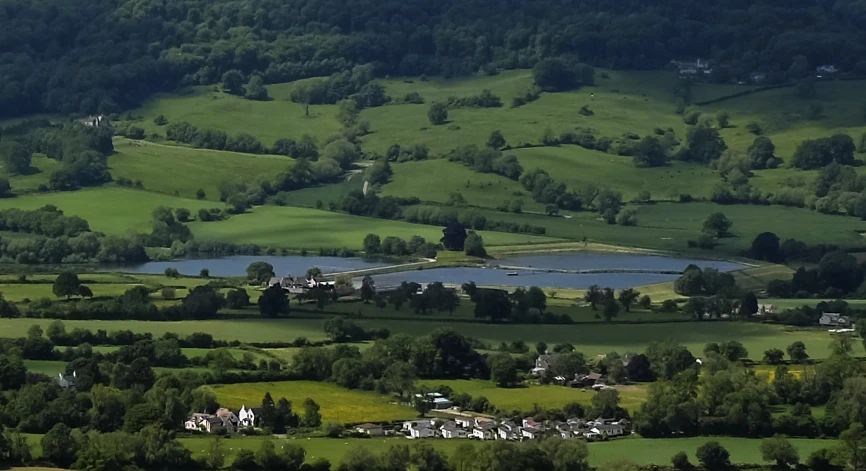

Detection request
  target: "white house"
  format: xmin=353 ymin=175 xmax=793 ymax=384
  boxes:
xmin=756 ymin=306 xmax=770 ymax=315
xmin=820 ymin=313 xmax=851 ymax=326
xmin=185 ymin=413 xmax=211 ymax=431
xmin=521 ymin=427 xmax=543 ymax=440
xmin=404 ymin=420 xmax=435 ymax=439
xmin=497 ymin=421 xmax=520 ymax=440
xmin=238 ymin=405 xmax=262 ymax=428
xmin=816 ymin=65 xmax=838 ymax=74
xmin=57 ymin=371 xmax=76 ymax=389
xmin=454 ymin=416 xmax=473 ymax=428
xmin=440 ymin=422 xmax=467 ymax=439
xmin=589 ymin=418 xmax=626 ymax=437
xmin=531 ymin=354 xmax=557 ymax=376
xmin=472 ymin=421 xmax=497 ymax=440
xmin=522 ymin=418 xmax=541 ymax=429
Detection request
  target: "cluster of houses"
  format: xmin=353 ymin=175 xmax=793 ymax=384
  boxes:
xmin=80 ymin=115 xmax=108 ymax=127
xmin=397 ymin=416 xmax=629 ymax=441
xmin=184 ymin=405 xmax=261 ymax=434
xmin=267 ymin=275 xmax=334 ymax=294
xmin=530 ymin=354 xmax=610 ymax=389
xmin=670 ymin=58 xmax=841 ymax=83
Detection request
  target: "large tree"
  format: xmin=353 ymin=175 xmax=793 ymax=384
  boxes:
xmin=53 ymin=273 xmax=81 ymax=299
xmin=258 ymin=285 xmax=289 ymax=317
xmin=0 ymin=141 xmax=32 ymax=175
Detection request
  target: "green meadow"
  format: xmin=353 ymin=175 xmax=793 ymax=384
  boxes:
xmin=19 ymin=433 xmax=835 ymax=467
xmin=172 ymin=436 xmax=834 ymax=467
xmin=359 ymin=70 xmax=866 ymax=159
xmin=417 ymin=379 xmax=649 ymax=413
xmin=379 ymin=159 xmax=545 ymax=212
xmin=213 ymin=381 xmax=416 ymax=423
xmin=187 ymin=204 xmax=558 ymax=249
xmin=0 ymin=317 xmax=852 ymax=360
xmin=0 ymin=187 xmax=214 ymax=235
xmin=400 ymin=202 xmax=866 ymax=254
xmin=125 ymin=80 xmax=343 ymax=147
xmin=2 ymin=155 xmax=60 ymax=193
xmin=359 ymin=70 xmax=689 ymax=155
xmin=109 ymin=139 xmax=293 ymax=201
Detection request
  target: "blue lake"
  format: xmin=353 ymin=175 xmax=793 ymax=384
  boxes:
xmin=369 ymin=252 xmax=745 ymax=289
xmin=121 ymin=255 xmax=389 ymax=277
xmin=120 ymin=252 xmax=745 ymax=289
xmin=370 ymin=268 xmax=682 ymax=290
xmin=496 ymin=252 xmax=744 ymax=273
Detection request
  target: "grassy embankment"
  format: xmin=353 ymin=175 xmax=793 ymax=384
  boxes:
xmin=0 ymin=317 xmax=854 ymax=361
xmin=19 ymin=434 xmax=838 ymax=467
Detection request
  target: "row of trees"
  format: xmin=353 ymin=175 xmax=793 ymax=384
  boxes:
xmin=363 ymin=233 xmax=439 ymax=258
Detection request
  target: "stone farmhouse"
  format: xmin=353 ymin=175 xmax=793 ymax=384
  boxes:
xmin=184 ymin=404 xmax=262 ymax=434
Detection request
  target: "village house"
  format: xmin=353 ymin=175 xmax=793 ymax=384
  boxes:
xmin=471 ymin=421 xmax=497 ymax=440
xmin=81 ymin=115 xmax=107 ymax=127
xmin=267 ymin=275 xmax=334 ymax=294
xmin=185 ymin=413 xmax=211 ymax=431
xmin=671 ymin=58 xmax=712 ymax=76
xmin=497 ymin=420 xmax=520 ymax=440
xmin=820 ymin=313 xmax=851 ymax=327
xmin=588 ymin=418 xmax=628 ymax=437
xmin=238 ymin=405 xmax=262 ymax=428
xmin=569 ymin=372 xmax=603 ymax=388
xmin=522 ymin=418 xmax=541 ymax=429
xmin=440 ymin=421 xmax=467 ymax=439
xmin=355 ymin=423 xmax=385 ymax=437
xmin=184 ymin=408 xmax=240 ymax=434
xmin=531 ymin=354 xmax=557 ymax=376
xmin=414 ymin=392 xmax=453 ymax=410
xmin=454 ymin=416 xmax=474 ymax=428
xmin=403 ymin=420 xmax=435 ymax=439
xmin=521 ymin=426 xmax=543 ymax=440
xmin=57 ymin=371 xmax=76 ymax=389
xmin=816 ymin=65 xmax=838 ymax=74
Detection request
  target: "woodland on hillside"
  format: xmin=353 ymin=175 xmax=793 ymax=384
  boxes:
xmin=1 ymin=0 xmax=865 ymax=117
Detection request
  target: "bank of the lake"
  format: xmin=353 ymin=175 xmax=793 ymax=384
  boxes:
xmin=111 ymin=251 xmax=746 ymax=290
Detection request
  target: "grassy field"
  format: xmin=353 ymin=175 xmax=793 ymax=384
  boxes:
xmin=110 ymin=139 xmax=294 ymax=201
xmin=124 ymin=80 xmax=342 ymax=147
xmin=321 ymin=297 xmax=690 ymax=323
xmin=188 ymin=204 xmax=559 ymax=249
xmin=0 ymin=187 xmax=214 ymax=235
xmin=417 ymin=379 xmax=649 ymax=413
xmin=0 ymin=272 xmax=218 ymax=306
xmin=513 ymin=146 xmax=721 ymax=201
xmin=23 ymin=359 xmax=212 ymax=376
xmin=0 ymin=282 xmax=142 ymax=302
xmin=18 ymin=433 xmax=835 ymax=467
xmin=402 ymin=202 xmax=866 ymax=254
xmin=0 ymin=317 xmax=854 ymax=360
xmin=379 ymin=159 xmax=545 ymax=212
xmin=360 ymin=70 xmax=866 ymax=159
xmin=2 ymin=155 xmax=60 ymax=193
xmin=173 ymin=435 xmax=835 ymax=467
xmin=213 ymin=381 xmax=416 ymax=424
xmin=703 ymin=80 xmax=866 ymax=159
xmin=360 ymin=70 xmax=688 ymax=156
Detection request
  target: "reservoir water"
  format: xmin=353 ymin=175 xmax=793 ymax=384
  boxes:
xmin=121 ymin=255 xmax=389 ymax=277
xmin=120 ymin=252 xmax=745 ymax=289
